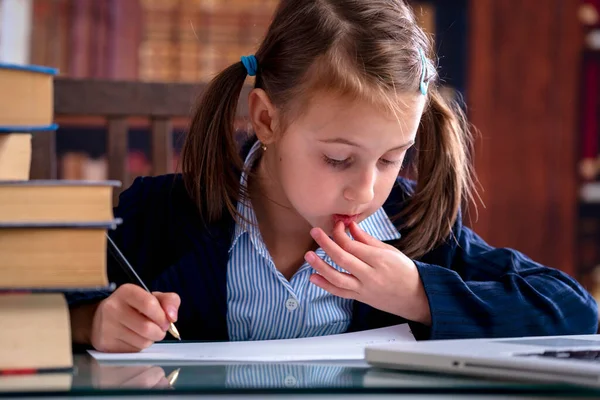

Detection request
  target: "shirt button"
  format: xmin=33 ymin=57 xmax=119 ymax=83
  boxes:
xmin=284 ymin=375 xmax=298 ymax=387
xmin=285 ymin=298 xmax=299 ymax=311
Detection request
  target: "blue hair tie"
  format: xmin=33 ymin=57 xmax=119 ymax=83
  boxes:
xmin=418 ymin=49 xmax=429 ymax=95
xmin=241 ymin=55 xmax=258 ymax=77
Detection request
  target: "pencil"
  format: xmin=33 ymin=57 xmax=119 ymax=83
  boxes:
xmin=105 ymin=234 xmax=181 ymax=340
xmin=166 ymin=368 xmax=181 ymax=387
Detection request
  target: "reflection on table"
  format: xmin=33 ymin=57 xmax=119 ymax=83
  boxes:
xmin=2 ymin=353 xmax=600 ymax=398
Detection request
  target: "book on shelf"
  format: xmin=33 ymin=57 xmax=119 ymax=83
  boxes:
xmin=581 ymin=181 xmax=600 ymax=203
xmin=0 ymin=180 xmax=122 ymax=289
xmin=578 ymin=203 xmax=600 ymax=300
xmin=0 ymin=62 xmax=57 ymax=186
xmin=0 ymin=371 xmax=72 ymax=392
xmin=579 ymin=56 xmax=600 ymax=202
xmin=0 ymin=180 xmax=121 ymax=224
xmin=0 ymin=63 xmax=57 ymax=131
xmin=139 ymin=0 xmax=279 ymax=82
xmin=579 ymin=6 xmax=600 ymax=187
xmin=0 ymin=220 xmax=120 ymax=290
xmin=0 ymin=133 xmax=31 ymax=181
xmin=0 ymin=60 xmax=120 ymax=379
xmin=577 ymin=4 xmax=600 ymax=301
xmin=0 ymin=293 xmax=72 ymax=373
xmin=0 ymin=372 xmax=72 ymax=392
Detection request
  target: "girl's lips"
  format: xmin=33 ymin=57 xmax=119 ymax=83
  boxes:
xmin=332 ymin=214 xmax=360 ymax=227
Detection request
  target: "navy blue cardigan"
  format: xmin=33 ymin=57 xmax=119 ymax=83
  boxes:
xmin=67 ymin=172 xmax=598 ymax=341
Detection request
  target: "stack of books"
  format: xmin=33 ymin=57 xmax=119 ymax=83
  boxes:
xmin=0 ymin=63 xmax=120 ymax=375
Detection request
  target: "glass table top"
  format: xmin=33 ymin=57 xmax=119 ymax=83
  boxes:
xmin=2 ymin=352 xmax=600 ymax=398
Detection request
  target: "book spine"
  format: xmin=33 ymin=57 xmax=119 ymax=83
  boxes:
xmin=0 ymin=283 xmax=116 ymax=293
xmin=0 ymin=367 xmax=73 ymax=376
xmin=580 ymin=52 xmax=599 ymax=182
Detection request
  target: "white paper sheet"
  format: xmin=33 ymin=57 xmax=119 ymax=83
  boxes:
xmin=89 ymin=324 xmax=415 ymax=363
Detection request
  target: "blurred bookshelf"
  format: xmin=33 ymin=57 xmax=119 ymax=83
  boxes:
xmin=31 ymin=0 xmax=283 ymax=180
xmin=27 ymin=0 xmax=458 ymax=182
xmin=578 ymin=0 xmax=600 ymax=302
xmin=138 ymin=0 xmax=280 ymax=82
xmin=30 ymin=1 xmax=442 ymax=85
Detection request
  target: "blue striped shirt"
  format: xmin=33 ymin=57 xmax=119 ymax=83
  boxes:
xmin=225 ymin=364 xmax=357 ymax=388
xmin=226 ymin=141 xmax=402 ymax=341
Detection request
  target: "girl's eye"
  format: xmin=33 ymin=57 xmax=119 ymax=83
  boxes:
xmin=323 ymin=155 xmax=350 ymax=168
xmin=379 ymin=159 xmax=403 ymax=168
xmin=323 ymin=155 xmax=403 ymax=169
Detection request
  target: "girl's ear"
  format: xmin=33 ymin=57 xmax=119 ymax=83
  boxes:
xmin=248 ymin=88 xmax=279 ymax=145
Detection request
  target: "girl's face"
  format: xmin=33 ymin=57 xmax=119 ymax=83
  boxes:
xmin=268 ymin=92 xmax=425 ymax=235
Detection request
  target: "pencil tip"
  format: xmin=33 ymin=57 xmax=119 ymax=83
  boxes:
xmin=169 ymin=323 xmax=181 ymax=341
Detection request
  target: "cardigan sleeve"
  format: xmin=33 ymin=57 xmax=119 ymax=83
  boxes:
xmin=412 ymin=211 xmax=599 ymax=340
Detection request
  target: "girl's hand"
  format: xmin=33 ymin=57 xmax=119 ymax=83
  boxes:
xmin=90 ymin=284 xmax=180 ymax=353
xmin=305 ymin=221 xmax=432 ymax=326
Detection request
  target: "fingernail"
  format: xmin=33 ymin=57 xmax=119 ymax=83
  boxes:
xmin=305 ymin=252 xmax=315 ymax=263
xmin=310 ymin=228 xmax=319 ymax=239
xmin=167 ymin=307 xmax=177 ymax=322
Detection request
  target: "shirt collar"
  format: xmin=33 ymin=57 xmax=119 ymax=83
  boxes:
xmin=229 ymin=141 xmax=263 ymax=252
xmin=229 ymin=141 xmax=402 ymax=252
xmin=357 ymin=207 xmax=402 ymax=242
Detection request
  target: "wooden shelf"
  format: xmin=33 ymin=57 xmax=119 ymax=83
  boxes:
xmin=55 ymin=115 xmax=191 ymax=130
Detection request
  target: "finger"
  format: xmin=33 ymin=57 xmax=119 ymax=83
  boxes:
xmin=152 ymin=292 xmax=181 ymax=322
xmin=120 ymin=305 xmax=168 ymax=341
xmin=305 ymin=251 xmax=361 ymax=292
xmin=331 ymin=220 xmax=352 ymax=247
xmin=310 ymin=274 xmax=356 ymax=299
xmin=348 ymin=221 xmax=389 ymax=249
xmin=331 ymin=222 xmax=378 ymax=269
xmin=121 ymin=286 xmax=170 ymax=330
xmin=108 ymin=340 xmax=140 ymax=353
xmin=310 ymin=226 xmax=366 ymax=277
xmin=97 ymin=366 xmax=151 ymax=388
xmin=116 ymin=325 xmax=155 ymax=352
xmin=154 ymin=377 xmax=172 ymax=389
xmin=91 ymin=309 xmax=151 ymax=354
xmin=121 ymin=366 xmax=166 ymax=388
xmin=99 ymin=335 xmax=147 ymax=354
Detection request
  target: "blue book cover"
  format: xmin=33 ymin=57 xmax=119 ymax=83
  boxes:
xmin=0 ymin=124 xmax=58 ymax=133
xmin=0 ymin=62 xmax=58 ymax=76
xmin=0 ymin=218 xmax=122 ymax=230
xmin=0 ymin=63 xmax=59 ymax=133
xmin=0 ymin=179 xmax=122 ymax=187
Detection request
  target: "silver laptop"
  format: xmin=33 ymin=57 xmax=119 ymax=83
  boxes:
xmin=365 ymin=334 xmax=600 ymax=387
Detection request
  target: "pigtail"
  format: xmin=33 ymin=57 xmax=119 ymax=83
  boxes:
xmin=400 ymin=90 xmax=476 ymax=258
xmin=181 ymin=62 xmax=249 ymax=224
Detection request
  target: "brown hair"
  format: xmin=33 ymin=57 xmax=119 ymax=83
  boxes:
xmin=181 ymin=0 xmax=475 ymax=258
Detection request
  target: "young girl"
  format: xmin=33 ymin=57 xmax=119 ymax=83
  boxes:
xmin=69 ymin=0 xmax=598 ymax=353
